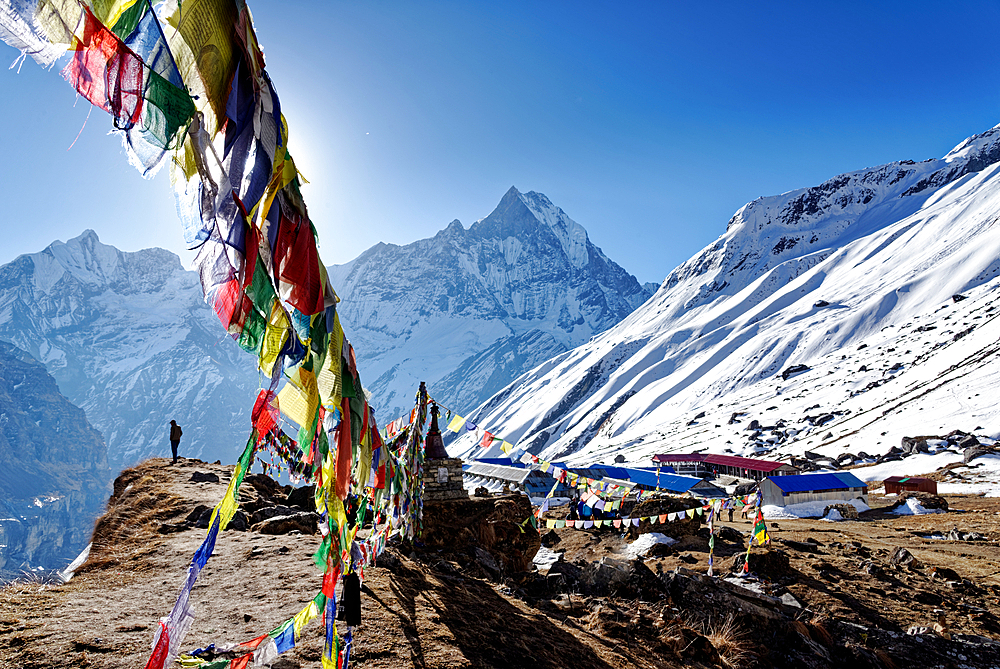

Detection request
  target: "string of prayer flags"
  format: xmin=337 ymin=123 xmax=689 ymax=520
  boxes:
xmin=0 ymin=1 xmax=405 ymax=666
xmin=1 ymin=0 xmax=194 ymax=175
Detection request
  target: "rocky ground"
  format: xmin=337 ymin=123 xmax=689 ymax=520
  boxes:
xmin=2 ymin=460 xmax=1000 ymax=668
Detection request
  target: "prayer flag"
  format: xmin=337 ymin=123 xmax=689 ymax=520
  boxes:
xmin=446 ymin=415 xmax=466 ymax=432
xmin=273 ymin=623 xmax=295 ymax=653
xmin=752 ymin=512 xmax=770 ymax=546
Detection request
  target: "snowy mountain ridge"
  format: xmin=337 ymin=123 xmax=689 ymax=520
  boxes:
xmin=0 ymin=231 xmax=258 ymax=467
xmin=327 ymin=186 xmax=655 ymax=418
xmin=451 ymin=124 xmax=1000 ymax=468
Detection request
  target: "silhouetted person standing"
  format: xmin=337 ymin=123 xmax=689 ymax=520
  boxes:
xmin=169 ymin=420 xmax=183 ymax=464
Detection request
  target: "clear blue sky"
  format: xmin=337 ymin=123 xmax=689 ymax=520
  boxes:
xmin=1 ymin=1 xmax=999 ymax=285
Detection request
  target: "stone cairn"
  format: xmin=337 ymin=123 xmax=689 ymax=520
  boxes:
xmin=421 ymin=396 xmax=468 ymax=502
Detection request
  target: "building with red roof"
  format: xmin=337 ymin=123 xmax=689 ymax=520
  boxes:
xmin=652 ymin=453 xmax=798 ymax=481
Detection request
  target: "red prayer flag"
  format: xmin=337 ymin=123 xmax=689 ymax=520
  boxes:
xmin=230 ymin=655 xmax=251 ymax=669
xmin=143 ymin=623 xmax=169 ymax=669
xmin=64 ymin=7 xmax=144 ymax=130
xmin=274 ymin=209 xmax=325 ymax=315
xmin=322 ymin=564 xmax=340 ymax=598
xmin=481 ymin=431 xmax=494 ymax=449
xmin=251 ymin=389 xmax=279 ymax=437
xmin=212 ymin=278 xmax=242 ymax=330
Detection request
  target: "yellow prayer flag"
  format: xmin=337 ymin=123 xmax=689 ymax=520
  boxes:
xmin=208 ymin=460 xmax=243 ymax=532
xmin=35 ymin=0 xmax=83 ymax=47
xmin=446 ymin=415 xmax=466 ymax=432
xmin=91 ymin=0 xmax=141 ymax=29
xmin=501 ymin=441 xmax=513 ymax=454
xmin=292 ymin=599 xmax=320 ymax=636
xmin=277 ymin=367 xmax=319 ymax=428
xmin=259 ymin=300 xmax=290 ymax=376
xmin=172 ymin=0 xmax=239 ymax=131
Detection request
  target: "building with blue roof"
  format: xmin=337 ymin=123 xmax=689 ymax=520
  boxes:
xmin=760 ymin=471 xmax=869 ymax=508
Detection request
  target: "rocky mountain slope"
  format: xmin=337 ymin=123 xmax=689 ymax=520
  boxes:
xmin=452 ymin=125 xmax=1000 ymax=466
xmin=0 ymin=341 xmax=111 ymax=578
xmin=327 ymin=186 xmax=655 ymax=419
xmin=0 ymin=231 xmax=258 ymax=467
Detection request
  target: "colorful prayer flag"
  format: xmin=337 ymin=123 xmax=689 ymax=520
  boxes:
xmin=446 ymin=414 xmax=466 ymax=432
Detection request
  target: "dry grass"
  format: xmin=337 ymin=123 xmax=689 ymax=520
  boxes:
xmin=701 ymin=613 xmax=754 ymax=669
xmin=78 ymin=466 xmax=187 ymax=575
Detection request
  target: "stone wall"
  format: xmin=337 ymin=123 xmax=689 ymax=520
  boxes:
xmin=423 ymin=458 xmax=467 ymax=501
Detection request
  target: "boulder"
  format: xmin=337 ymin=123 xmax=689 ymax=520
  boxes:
xmin=252 ymin=512 xmax=319 ymax=535
xmin=894 ymin=492 xmax=948 ymax=512
xmin=946 ymin=528 xmax=986 ymax=541
xmin=189 ymin=471 xmax=220 ymax=483
xmin=580 ymin=557 xmax=662 ymax=601
xmin=540 ymin=529 xmax=562 ymax=548
xmin=929 ymin=566 xmax=961 ymax=582
xmin=781 ymin=364 xmax=811 ymax=381
xmin=815 ymin=414 xmax=835 ymax=427
xmin=185 ymin=504 xmax=212 ymax=528
xmin=900 ymin=437 xmax=929 ymax=454
xmin=889 ymin=547 xmax=922 ymax=569
xmin=730 ymin=548 xmax=790 ymax=580
xmin=249 ymin=504 xmax=298 ymax=526
xmin=286 ymin=484 xmax=317 ymax=512
xmin=717 ymin=525 xmax=745 ymax=544
xmin=956 ymin=434 xmax=980 ymax=449
xmin=473 ymin=547 xmax=500 ymax=578
xmin=781 ymin=539 xmax=821 ymax=553
xmin=964 ymin=444 xmax=994 ymax=464
xmin=225 ymin=510 xmax=248 ymax=532
xmin=243 ymin=473 xmax=284 ymax=500
xmin=823 ymin=503 xmax=858 ymax=520
xmin=547 ymin=560 xmax=583 ymax=588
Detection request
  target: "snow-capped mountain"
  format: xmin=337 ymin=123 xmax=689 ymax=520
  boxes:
xmin=0 ymin=231 xmax=259 ymax=467
xmin=452 ymin=125 xmax=1000 ymax=467
xmin=327 ymin=186 xmax=655 ymax=419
